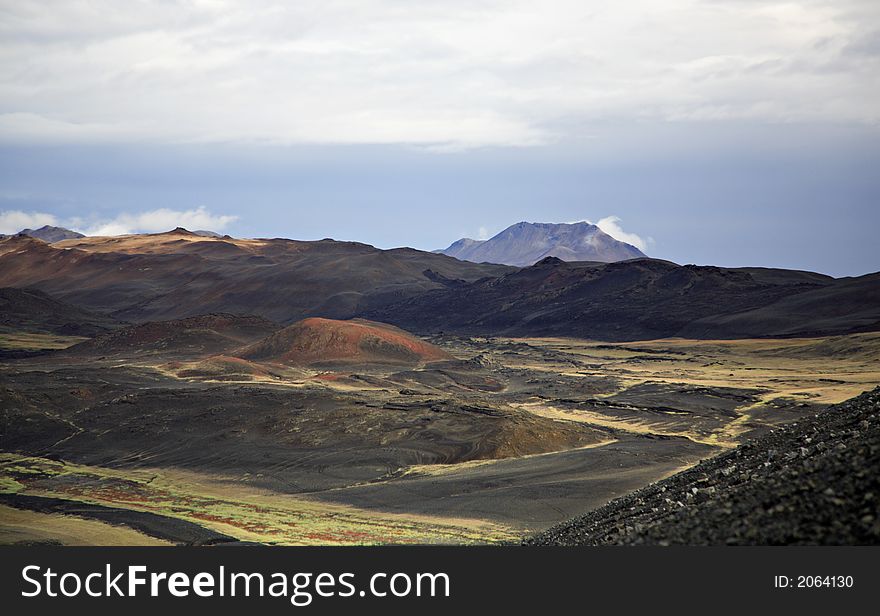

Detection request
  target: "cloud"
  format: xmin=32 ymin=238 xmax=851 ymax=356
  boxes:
xmin=0 ymin=209 xmax=57 ymax=234
xmin=78 ymin=206 xmax=237 ymax=236
xmin=0 ymin=113 xmax=130 ymax=144
xmin=0 ymin=1 xmax=877 ymax=150
xmin=594 ymin=216 xmax=650 ymax=251
xmin=0 ymin=205 xmax=238 ymax=237
xmin=478 ymin=226 xmax=491 ymax=240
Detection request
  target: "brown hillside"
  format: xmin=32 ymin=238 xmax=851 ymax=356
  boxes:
xmin=0 ymin=229 xmax=510 ymax=324
xmin=236 ymin=318 xmax=452 ymax=366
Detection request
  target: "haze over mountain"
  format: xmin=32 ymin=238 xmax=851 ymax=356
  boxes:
xmin=436 ymin=221 xmax=646 ymax=266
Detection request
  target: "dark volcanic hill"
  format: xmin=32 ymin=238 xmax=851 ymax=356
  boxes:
xmin=363 ymin=257 xmax=880 ymax=341
xmin=66 ymin=314 xmax=281 ymax=359
xmin=436 ymin=221 xmax=645 ymax=266
xmin=0 ymin=230 xmax=511 ymax=324
xmin=679 ymin=271 xmax=880 ymax=338
xmin=0 ymin=287 xmax=121 ymax=336
xmin=235 ymin=317 xmax=452 ymax=367
xmin=526 ymin=387 xmax=880 ymax=545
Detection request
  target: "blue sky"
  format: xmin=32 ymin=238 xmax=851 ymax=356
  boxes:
xmin=1 ymin=1 xmax=878 ymax=276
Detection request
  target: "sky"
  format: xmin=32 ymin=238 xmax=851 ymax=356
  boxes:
xmin=0 ymin=0 xmax=878 ymax=276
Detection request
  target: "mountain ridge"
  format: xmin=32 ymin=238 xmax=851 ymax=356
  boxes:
xmin=0 ymin=228 xmax=512 ymax=324
xmin=362 ymin=257 xmax=879 ymax=341
xmin=2 ymin=227 xmax=877 ymax=342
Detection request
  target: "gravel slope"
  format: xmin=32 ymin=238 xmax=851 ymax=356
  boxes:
xmin=526 ymin=387 xmax=880 ymax=545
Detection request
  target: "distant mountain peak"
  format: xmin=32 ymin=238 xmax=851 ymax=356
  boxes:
xmin=437 ymin=221 xmax=646 ymax=267
xmin=16 ymin=225 xmax=84 ymax=243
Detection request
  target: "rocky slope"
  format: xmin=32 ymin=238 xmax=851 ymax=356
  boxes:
xmin=526 ymin=387 xmax=880 ymax=545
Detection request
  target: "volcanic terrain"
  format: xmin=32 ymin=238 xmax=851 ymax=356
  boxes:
xmin=1 ymin=229 xmax=878 ymax=545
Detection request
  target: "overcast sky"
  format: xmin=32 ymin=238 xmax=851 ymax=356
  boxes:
xmin=1 ymin=0 xmax=878 ymax=276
